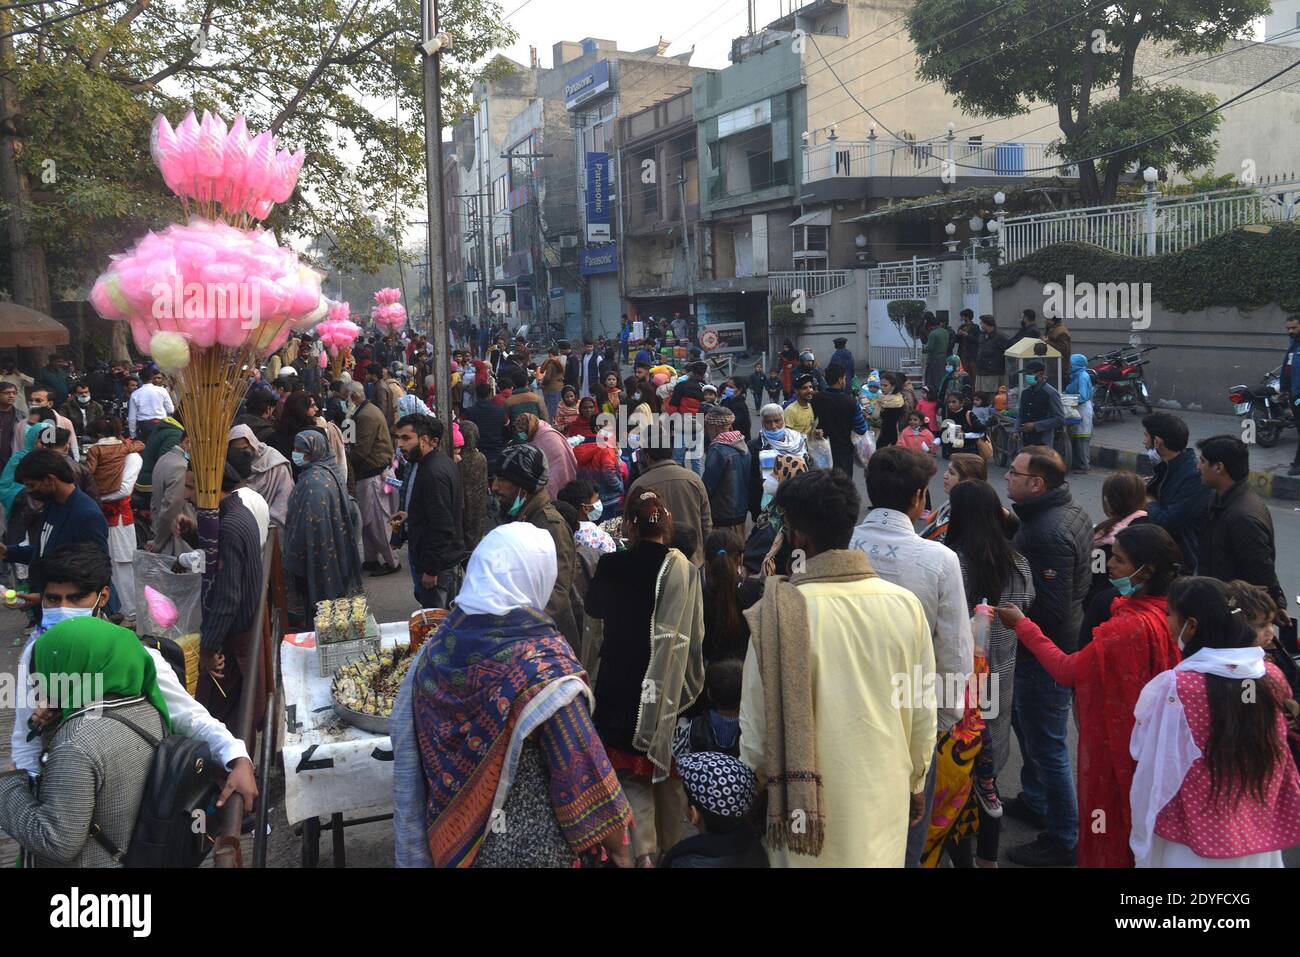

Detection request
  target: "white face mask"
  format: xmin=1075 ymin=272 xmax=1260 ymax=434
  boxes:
xmin=1176 ymin=620 xmax=1189 ymax=652
xmin=1145 ymin=447 xmax=1161 ymax=463
xmin=588 ymin=498 xmax=604 ymax=523
xmin=37 ymin=602 xmax=99 ymax=637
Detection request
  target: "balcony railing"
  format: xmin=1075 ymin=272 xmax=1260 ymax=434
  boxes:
xmin=803 ymin=137 xmax=1077 ymax=184
xmin=867 ymin=257 xmax=940 ymax=301
xmin=999 ymin=179 xmax=1300 ymax=262
xmin=768 ymin=269 xmax=852 ymax=303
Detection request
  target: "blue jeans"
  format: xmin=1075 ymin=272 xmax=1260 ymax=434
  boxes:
xmin=673 ymin=444 xmax=704 ymax=477
xmin=1010 ymin=653 xmax=1078 ymax=850
xmin=544 ymin=389 xmax=561 ymax=420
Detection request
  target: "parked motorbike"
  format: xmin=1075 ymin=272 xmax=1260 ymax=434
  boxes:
xmin=1229 ymin=366 xmax=1294 ymax=448
xmin=1087 ymin=345 xmax=1155 ymax=422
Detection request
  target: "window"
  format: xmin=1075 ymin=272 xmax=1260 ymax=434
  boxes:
xmin=638 ymin=149 xmax=658 ymax=216
xmin=718 ymin=99 xmax=771 ymax=139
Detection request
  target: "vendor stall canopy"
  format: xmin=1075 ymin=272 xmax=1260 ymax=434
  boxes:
xmin=0 ymin=303 xmax=70 ymax=348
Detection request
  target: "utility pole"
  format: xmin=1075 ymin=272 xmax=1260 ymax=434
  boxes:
xmin=677 ymin=175 xmax=696 ymax=318
xmin=419 ymin=0 xmax=452 ymax=426
xmin=502 ymin=146 xmax=553 ymax=348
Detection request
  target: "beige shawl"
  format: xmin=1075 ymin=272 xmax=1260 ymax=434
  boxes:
xmin=745 ymin=548 xmax=878 ymax=856
xmin=633 ymin=546 xmax=705 ymax=782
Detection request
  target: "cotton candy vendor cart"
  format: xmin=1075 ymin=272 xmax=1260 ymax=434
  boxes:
xmin=985 ymin=338 xmax=1077 ymax=469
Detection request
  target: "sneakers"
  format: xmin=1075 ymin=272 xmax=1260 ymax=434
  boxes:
xmin=361 ymin=561 xmax=381 ymax=572
xmin=1003 ymin=794 xmax=1047 ymax=830
xmin=1007 ymin=834 xmax=1077 ymax=867
xmin=369 ymin=562 xmax=401 ymax=577
xmin=974 ymin=777 xmax=1002 ymax=818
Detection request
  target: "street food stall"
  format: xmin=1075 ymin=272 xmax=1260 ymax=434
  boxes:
xmin=983 ymin=338 xmax=1078 ymax=468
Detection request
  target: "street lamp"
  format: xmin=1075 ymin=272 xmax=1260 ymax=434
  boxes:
xmin=1143 ymin=166 xmax=1159 ymax=185
xmin=993 ymin=190 xmax=1006 ymax=209
xmin=944 ymin=221 xmax=959 ymax=253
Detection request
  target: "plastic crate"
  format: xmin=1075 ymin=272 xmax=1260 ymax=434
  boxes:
xmin=318 ymin=635 xmax=381 ymax=677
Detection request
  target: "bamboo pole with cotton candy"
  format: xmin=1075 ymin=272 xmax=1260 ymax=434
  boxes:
xmin=89 ymin=110 xmax=326 ymax=599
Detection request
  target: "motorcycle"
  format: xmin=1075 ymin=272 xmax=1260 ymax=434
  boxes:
xmin=1229 ymin=366 xmax=1294 ymax=448
xmin=1088 ymin=345 xmax=1155 ymax=422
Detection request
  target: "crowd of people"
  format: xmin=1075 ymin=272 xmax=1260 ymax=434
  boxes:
xmin=2 ymin=313 xmax=1300 ymax=871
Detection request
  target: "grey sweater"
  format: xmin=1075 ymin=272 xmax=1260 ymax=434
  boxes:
xmin=0 ymin=697 xmax=160 ymax=867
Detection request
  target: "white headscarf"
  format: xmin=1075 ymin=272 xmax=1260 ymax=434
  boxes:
xmin=455 ymin=523 xmax=556 ymax=616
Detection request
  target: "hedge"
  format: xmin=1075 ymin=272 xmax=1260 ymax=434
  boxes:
xmin=988 ymin=222 xmax=1300 ymax=314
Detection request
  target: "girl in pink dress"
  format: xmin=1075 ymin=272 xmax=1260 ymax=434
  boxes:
xmin=1130 ymin=577 xmax=1300 ymax=867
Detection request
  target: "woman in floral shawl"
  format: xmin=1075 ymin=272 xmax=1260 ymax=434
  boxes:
xmin=390 ymin=523 xmax=633 ymax=868
xmin=282 ymin=430 xmax=362 ymax=628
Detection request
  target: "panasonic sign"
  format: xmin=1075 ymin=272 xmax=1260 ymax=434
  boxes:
xmin=565 ymin=60 xmax=611 ymax=110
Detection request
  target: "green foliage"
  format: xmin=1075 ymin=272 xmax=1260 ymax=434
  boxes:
xmin=886 ymin=299 xmax=926 ymax=343
xmin=906 ymin=0 xmax=1268 ymax=203
xmin=0 ymin=0 xmax=516 ymax=300
xmin=771 ymin=304 xmax=813 ymax=326
xmin=988 ymin=223 xmax=1300 ymax=313
xmin=1051 ymin=83 xmax=1221 ymax=182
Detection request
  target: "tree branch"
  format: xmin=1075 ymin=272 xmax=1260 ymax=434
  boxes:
xmin=86 ymin=0 xmax=151 ymax=73
xmin=125 ymin=0 xmax=218 ymax=92
xmin=270 ymin=0 xmax=367 ymax=134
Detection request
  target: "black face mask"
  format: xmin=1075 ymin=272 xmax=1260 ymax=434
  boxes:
xmin=228 ymin=447 xmax=255 ymax=477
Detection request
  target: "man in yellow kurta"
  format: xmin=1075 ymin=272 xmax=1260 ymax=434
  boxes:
xmin=740 ymin=468 xmax=936 ymax=867
xmin=782 ymin=374 xmax=817 ymax=437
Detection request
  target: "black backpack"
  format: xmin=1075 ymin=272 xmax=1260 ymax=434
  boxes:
xmin=89 ymin=710 xmax=220 ymax=868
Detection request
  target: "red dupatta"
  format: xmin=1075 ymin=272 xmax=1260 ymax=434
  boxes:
xmin=1074 ymin=593 xmax=1180 ymax=867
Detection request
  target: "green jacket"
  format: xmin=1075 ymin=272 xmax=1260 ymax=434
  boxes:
xmin=923 ymin=326 xmax=952 ymax=359
xmin=136 ymin=418 xmax=184 ymax=492
xmin=349 ymin=400 xmax=393 ymax=479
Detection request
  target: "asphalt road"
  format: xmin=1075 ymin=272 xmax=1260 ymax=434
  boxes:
xmin=3 ymin=454 xmax=1298 ymax=868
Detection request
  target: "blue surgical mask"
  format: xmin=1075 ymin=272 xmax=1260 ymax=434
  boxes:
xmin=1024 ymin=374 xmax=1038 ymax=386
xmin=37 ymin=602 xmax=99 ymax=637
xmin=722 ymin=387 xmax=735 ymax=400
xmin=762 ymin=428 xmax=785 ymax=444
xmin=588 ymin=499 xmax=604 ymax=522
xmin=292 ymin=451 xmax=307 ymax=467
xmin=1109 ymin=565 xmax=1148 ymax=598
xmin=760 ymin=491 xmax=773 ymax=511
xmin=508 ymin=493 xmax=526 ymax=517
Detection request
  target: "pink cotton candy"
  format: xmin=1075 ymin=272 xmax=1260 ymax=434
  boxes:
xmin=319 ymin=349 xmax=328 ymax=368
xmin=144 ymin=586 xmax=179 ymax=630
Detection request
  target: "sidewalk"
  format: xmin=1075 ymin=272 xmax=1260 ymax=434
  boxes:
xmin=1087 ymin=408 xmax=1300 ymax=502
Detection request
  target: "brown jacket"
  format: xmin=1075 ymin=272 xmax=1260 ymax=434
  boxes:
xmin=517 ymin=490 xmax=579 ymax=650
xmin=348 ymin=400 xmax=394 ymax=479
xmin=626 ymin=457 xmax=713 ymax=565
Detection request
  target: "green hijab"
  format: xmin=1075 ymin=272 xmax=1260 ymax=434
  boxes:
xmin=0 ymin=421 xmax=42 ymax=511
xmin=31 ymin=617 xmax=172 ymax=730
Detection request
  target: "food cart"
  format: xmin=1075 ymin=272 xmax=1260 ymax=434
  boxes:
xmin=984 ymin=338 xmax=1078 ymax=469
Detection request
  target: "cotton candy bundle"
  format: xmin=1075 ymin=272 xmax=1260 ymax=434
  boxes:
xmin=152 ymin=111 xmax=305 ymax=222
xmin=90 ymin=219 xmax=323 ymax=358
xmin=370 ymin=287 xmax=407 ymax=333
xmin=143 ymin=585 xmax=179 ymax=630
xmin=316 ymin=318 xmax=361 ymax=358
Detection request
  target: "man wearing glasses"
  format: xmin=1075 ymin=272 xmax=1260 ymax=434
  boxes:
xmin=1002 ymin=447 xmax=1091 ymax=868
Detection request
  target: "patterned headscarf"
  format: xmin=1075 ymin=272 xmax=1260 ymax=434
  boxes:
xmin=773 ymin=452 xmax=808 ymax=485
xmin=676 ymin=751 xmax=758 ymax=818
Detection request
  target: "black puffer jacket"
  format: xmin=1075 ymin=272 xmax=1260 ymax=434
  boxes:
xmin=975 ymin=332 xmax=1010 ymax=376
xmin=1012 ymin=484 xmax=1092 ymax=653
xmin=1198 ymin=480 xmax=1286 ymax=612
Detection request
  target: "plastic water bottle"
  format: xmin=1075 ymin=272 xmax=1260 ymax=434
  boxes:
xmin=972 ymin=599 xmax=993 ymax=657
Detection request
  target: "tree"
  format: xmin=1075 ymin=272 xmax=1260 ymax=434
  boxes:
xmin=906 ymin=0 xmax=1267 ymax=205
xmin=0 ymin=0 xmax=516 ymax=329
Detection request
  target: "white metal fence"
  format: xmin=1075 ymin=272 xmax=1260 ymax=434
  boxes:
xmin=767 ymin=268 xmax=852 ymax=302
xmin=803 ymin=137 xmax=1077 ymax=184
xmin=867 ymin=257 xmax=940 ymax=301
xmin=999 ymin=179 xmax=1300 ymax=262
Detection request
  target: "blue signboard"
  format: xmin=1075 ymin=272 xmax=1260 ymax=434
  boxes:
xmin=564 ymin=59 xmax=611 ymax=110
xmin=586 ymin=151 xmax=612 ymax=242
xmin=579 ymin=244 xmax=618 ymax=276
